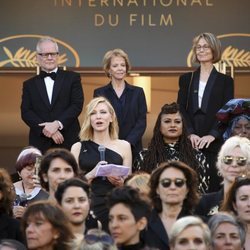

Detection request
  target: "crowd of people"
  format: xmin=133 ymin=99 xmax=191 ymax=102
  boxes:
xmin=0 ymin=33 xmax=249 ymax=250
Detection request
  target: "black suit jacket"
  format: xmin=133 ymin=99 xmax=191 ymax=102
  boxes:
xmin=195 ymin=189 xmax=224 ymax=222
xmin=93 ymin=82 xmax=147 ymax=156
xmin=142 ymin=208 xmax=191 ymax=250
xmin=177 ymin=67 xmax=234 ymax=152
xmin=21 ymin=69 xmax=84 ymax=153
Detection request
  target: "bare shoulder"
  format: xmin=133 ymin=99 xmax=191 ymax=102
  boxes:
xmin=71 ymin=142 xmax=82 ymax=160
xmin=71 ymin=141 xmax=81 ymax=151
xmin=116 ymin=139 xmax=131 ymax=148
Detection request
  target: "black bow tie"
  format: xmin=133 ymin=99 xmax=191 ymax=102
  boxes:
xmin=40 ymin=71 xmax=57 ymax=81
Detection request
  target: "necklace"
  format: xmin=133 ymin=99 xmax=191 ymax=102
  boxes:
xmin=21 ymin=181 xmax=26 ymax=194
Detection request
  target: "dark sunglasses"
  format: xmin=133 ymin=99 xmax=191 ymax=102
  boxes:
xmin=84 ymin=233 xmax=114 ymax=245
xmin=160 ymin=178 xmax=186 ymax=188
xmin=222 ymin=156 xmax=247 ymax=166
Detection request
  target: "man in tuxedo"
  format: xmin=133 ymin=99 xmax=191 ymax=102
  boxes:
xmin=21 ymin=37 xmax=84 ymax=153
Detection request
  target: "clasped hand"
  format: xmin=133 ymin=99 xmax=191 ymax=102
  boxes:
xmin=39 ymin=121 xmax=64 ymax=144
xmin=189 ymin=134 xmax=215 ymax=149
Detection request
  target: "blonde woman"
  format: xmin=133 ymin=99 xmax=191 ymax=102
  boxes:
xmin=94 ymin=48 xmax=147 ymax=160
xmin=71 ymin=96 xmax=132 ymax=231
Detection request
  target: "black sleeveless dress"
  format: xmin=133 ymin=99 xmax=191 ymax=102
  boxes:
xmin=78 ymin=140 xmax=123 ymax=232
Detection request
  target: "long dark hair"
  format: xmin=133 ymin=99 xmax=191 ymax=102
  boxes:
xmin=142 ymin=102 xmax=199 ymax=172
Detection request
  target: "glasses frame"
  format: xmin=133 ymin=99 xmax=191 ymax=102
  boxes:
xmin=195 ymin=44 xmax=211 ymax=51
xmin=37 ymin=52 xmax=59 ymax=58
xmin=160 ymin=178 xmax=186 ymax=188
xmin=222 ymin=155 xmax=248 ymax=167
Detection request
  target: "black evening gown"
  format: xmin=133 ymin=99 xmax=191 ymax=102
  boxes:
xmin=78 ymin=140 xmax=123 ymax=232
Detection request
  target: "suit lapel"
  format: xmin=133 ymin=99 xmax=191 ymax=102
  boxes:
xmin=201 ymin=67 xmax=217 ymax=112
xmin=191 ymin=70 xmax=200 ymax=113
xmin=35 ymin=77 xmax=51 ymax=109
xmin=122 ymin=83 xmax=133 ymax=120
xmin=150 ymin=210 xmax=169 ymax=245
xmin=51 ymin=70 xmax=64 ymax=106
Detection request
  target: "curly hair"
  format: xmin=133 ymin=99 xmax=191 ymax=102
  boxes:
xmin=107 ymin=186 xmax=151 ymax=222
xmin=0 ymin=168 xmax=15 ymax=215
xmin=149 ymin=161 xmax=199 ymax=213
xmin=142 ymin=102 xmax=199 ymax=173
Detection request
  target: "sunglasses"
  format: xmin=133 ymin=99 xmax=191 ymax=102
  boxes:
xmin=84 ymin=234 xmax=114 ymax=245
xmin=222 ymin=156 xmax=247 ymax=166
xmin=160 ymin=178 xmax=186 ymax=188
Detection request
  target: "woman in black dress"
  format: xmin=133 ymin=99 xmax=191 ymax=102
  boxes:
xmin=71 ymin=96 xmax=132 ymax=231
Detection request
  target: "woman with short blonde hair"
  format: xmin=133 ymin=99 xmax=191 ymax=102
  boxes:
xmin=94 ymin=48 xmax=147 ymax=161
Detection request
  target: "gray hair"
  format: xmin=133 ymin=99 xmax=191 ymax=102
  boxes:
xmin=208 ymin=212 xmax=246 ymax=247
xmin=217 ymin=136 xmax=250 ymax=173
xmin=169 ymin=216 xmax=211 ymax=248
xmin=36 ymin=36 xmax=59 ymax=53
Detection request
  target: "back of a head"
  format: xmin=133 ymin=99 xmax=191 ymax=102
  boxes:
xmin=77 ymin=229 xmax=117 ymax=250
xmin=125 ymin=172 xmax=150 ymax=196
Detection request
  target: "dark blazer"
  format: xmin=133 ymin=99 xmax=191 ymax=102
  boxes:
xmin=142 ymin=209 xmax=169 ymax=250
xmin=21 ymin=69 xmax=84 ymax=153
xmin=177 ymin=67 xmax=234 ymax=152
xmin=142 ymin=208 xmax=191 ymax=250
xmin=0 ymin=213 xmax=24 ymax=243
xmin=195 ymin=189 xmax=224 ymax=222
xmin=93 ymin=82 xmax=147 ymax=156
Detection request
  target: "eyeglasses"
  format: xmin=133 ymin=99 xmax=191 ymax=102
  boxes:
xmin=38 ymin=52 xmax=59 ymax=58
xmin=195 ymin=44 xmax=210 ymax=51
xmin=84 ymin=234 xmax=114 ymax=245
xmin=222 ymin=156 xmax=248 ymax=167
xmin=160 ymin=178 xmax=186 ymax=188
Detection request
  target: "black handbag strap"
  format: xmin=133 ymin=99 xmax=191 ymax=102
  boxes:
xmin=186 ymin=72 xmax=194 ymax=110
